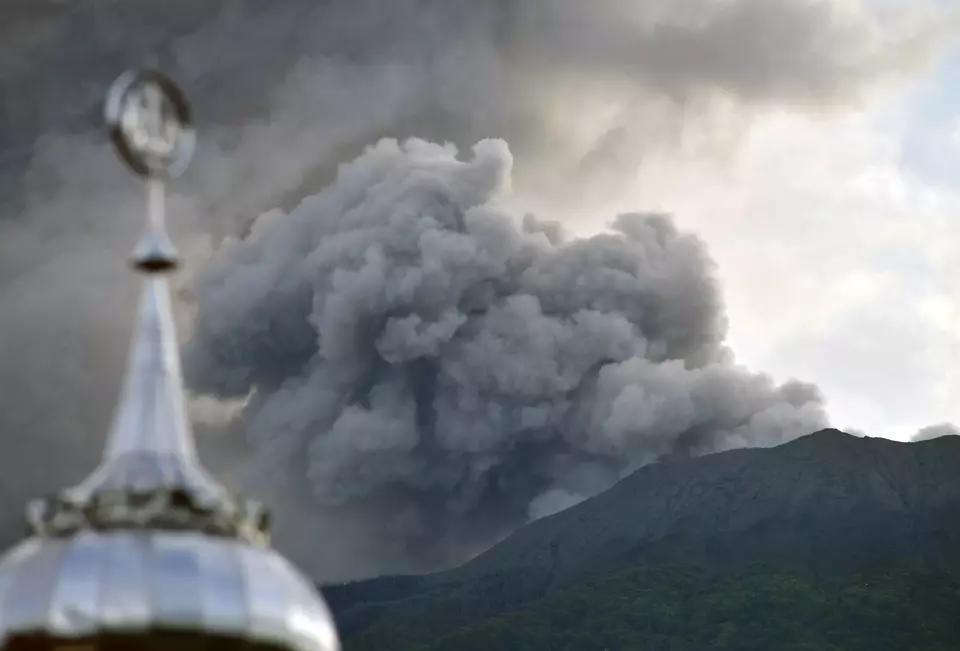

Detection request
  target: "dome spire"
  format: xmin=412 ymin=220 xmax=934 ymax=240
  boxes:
xmin=26 ymin=69 xmax=251 ymax=542
xmin=102 ymin=68 xmax=194 ymax=463
xmin=0 ymin=69 xmax=340 ymax=651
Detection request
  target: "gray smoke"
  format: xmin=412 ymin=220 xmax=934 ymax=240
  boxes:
xmin=0 ymin=0 xmax=952 ymax=577
xmin=184 ymin=137 xmax=828 ymax=569
xmin=912 ymin=423 xmax=960 ymax=442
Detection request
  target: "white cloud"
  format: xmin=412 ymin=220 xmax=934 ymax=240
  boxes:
xmin=516 ymin=57 xmax=960 ymax=443
xmin=643 ymin=103 xmax=960 ymax=441
xmin=949 ymin=115 xmax=960 ymax=147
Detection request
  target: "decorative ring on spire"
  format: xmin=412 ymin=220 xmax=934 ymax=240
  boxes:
xmin=105 ymin=68 xmax=195 ymax=179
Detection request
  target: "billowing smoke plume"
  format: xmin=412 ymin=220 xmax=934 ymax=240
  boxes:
xmin=0 ymin=0 xmax=951 ymax=577
xmin=185 ymin=137 xmax=827 ymax=568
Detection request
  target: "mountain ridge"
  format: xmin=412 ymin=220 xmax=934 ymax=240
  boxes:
xmin=325 ymin=428 xmax=960 ymax=640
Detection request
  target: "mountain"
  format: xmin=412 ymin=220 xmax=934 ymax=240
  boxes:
xmin=325 ymin=429 xmax=960 ymax=649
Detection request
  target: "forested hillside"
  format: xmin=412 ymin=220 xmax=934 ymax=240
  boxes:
xmin=330 ymin=431 xmax=960 ymax=650
xmin=347 ymin=564 xmax=960 ymax=650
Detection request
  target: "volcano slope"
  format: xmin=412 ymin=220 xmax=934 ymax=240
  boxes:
xmin=326 ymin=429 xmax=960 ymax=650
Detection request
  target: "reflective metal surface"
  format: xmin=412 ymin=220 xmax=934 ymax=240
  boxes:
xmin=0 ymin=69 xmax=341 ymax=651
xmin=0 ymin=532 xmax=338 ymax=651
xmin=23 ymin=277 xmax=269 ymax=545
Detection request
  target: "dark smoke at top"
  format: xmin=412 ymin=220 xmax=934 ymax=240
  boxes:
xmin=0 ymin=0 xmax=952 ymax=579
xmin=1 ymin=0 xmax=945 ymax=230
xmin=185 ymin=137 xmax=828 ymax=570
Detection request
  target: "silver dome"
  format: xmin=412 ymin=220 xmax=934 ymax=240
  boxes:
xmin=0 ymin=69 xmax=340 ymax=651
xmin=0 ymin=531 xmax=337 ymax=651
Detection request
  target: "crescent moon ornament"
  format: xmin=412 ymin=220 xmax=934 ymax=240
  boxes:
xmin=105 ymin=68 xmax=195 ymax=179
xmin=106 ymin=69 xmax=197 ymax=272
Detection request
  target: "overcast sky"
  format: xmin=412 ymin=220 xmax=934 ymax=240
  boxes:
xmin=656 ymin=44 xmax=960 ymax=441
xmin=481 ymin=36 xmax=960 ymax=444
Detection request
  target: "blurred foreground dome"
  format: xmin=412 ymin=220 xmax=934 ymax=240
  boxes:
xmin=0 ymin=69 xmax=340 ymax=651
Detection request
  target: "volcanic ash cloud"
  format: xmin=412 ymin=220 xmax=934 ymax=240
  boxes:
xmin=184 ymin=137 xmax=827 ymax=558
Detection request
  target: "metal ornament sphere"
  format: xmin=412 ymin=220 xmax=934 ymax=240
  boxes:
xmin=105 ymin=69 xmax=196 ymax=179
